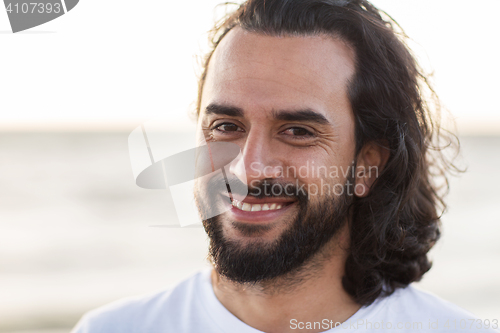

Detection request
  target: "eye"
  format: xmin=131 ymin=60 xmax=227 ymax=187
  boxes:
xmin=212 ymin=122 xmax=244 ymax=133
xmin=281 ymin=127 xmax=314 ymax=137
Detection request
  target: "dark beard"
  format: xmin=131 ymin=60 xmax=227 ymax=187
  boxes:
xmin=196 ymin=174 xmax=354 ymax=285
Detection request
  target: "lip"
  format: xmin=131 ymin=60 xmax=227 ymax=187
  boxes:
xmin=220 ymin=194 xmax=298 ymax=223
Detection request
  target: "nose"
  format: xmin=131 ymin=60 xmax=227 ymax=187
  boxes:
xmin=229 ymin=131 xmax=282 ymax=185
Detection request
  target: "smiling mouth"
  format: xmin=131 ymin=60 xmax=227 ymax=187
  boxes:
xmin=230 ymin=199 xmax=296 ymax=212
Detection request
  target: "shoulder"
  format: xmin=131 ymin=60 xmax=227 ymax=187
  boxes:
xmin=375 ymin=284 xmax=498 ymax=332
xmin=390 ymin=285 xmax=475 ymax=319
xmin=71 ymin=269 xmax=209 ymax=333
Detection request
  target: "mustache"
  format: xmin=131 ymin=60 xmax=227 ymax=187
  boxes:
xmin=204 ymin=173 xmax=306 ymax=200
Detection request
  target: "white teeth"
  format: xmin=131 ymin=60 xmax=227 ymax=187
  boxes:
xmin=251 ymin=204 xmax=262 ymax=211
xmin=242 ymin=203 xmax=252 ymax=211
xmin=231 ymin=199 xmax=285 ymax=211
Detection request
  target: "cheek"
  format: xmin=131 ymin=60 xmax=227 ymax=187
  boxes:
xmin=280 ymin=154 xmax=323 ymax=181
xmin=282 ymin=148 xmax=355 ymax=200
xmin=283 ymin=149 xmax=344 ymax=181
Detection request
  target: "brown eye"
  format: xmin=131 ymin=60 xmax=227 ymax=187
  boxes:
xmin=214 ymin=123 xmax=243 ymax=132
xmin=283 ymin=127 xmax=313 ymax=137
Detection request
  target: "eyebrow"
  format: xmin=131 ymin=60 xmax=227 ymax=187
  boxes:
xmin=204 ymin=103 xmax=330 ymax=126
xmin=272 ymin=109 xmax=330 ymax=125
xmin=205 ymin=103 xmax=244 ymax=117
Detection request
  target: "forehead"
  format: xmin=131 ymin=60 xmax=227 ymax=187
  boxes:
xmin=200 ymin=28 xmax=356 ymax=121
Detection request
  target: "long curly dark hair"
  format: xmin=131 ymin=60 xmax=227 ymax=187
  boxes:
xmin=195 ymin=0 xmax=461 ymax=306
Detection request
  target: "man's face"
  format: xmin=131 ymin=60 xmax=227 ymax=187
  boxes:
xmin=195 ymin=28 xmax=357 ymax=282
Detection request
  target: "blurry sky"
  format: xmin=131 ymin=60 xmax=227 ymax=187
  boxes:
xmin=0 ymin=0 xmax=499 ymax=134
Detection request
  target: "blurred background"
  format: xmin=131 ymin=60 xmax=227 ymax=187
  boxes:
xmin=0 ymin=0 xmax=499 ymax=332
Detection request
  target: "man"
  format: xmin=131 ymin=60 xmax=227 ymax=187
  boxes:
xmin=72 ymin=0 xmax=498 ymax=332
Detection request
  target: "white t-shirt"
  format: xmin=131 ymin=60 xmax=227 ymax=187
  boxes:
xmin=71 ymin=269 xmax=498 ymax=333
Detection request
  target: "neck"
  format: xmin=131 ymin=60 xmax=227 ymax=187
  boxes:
xmin=210 ymin=226 xmax=361 ymax=333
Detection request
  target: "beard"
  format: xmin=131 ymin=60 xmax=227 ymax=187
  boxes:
xmin=195 ymin=172 xmax=354 ymax=286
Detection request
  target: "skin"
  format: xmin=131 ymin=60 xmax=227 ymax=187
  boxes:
xmin=197 ymin=28 xmax=389 ymax=333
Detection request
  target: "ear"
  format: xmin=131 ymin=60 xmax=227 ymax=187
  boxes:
xmin=354 ymin=140 xmax=390 ymax=198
